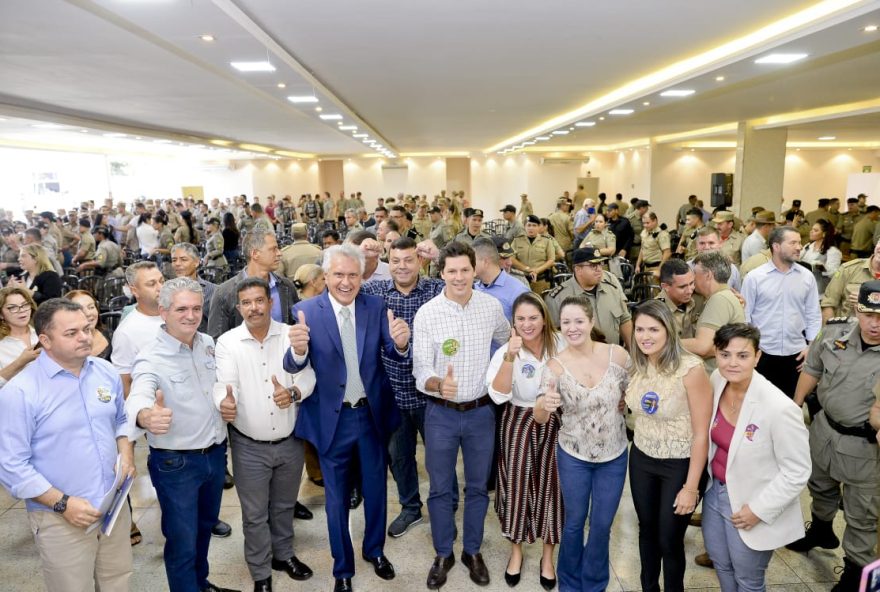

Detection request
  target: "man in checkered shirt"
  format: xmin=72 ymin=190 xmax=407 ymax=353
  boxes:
xmin=413 ymin=241 xmax=510 ymax=589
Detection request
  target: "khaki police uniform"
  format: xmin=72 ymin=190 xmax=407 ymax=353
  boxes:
xmin=851 ymin=217 xmax=877 ymax=256
xmin=639 ymin=229 xmax=670 ymax=270
xmin=204 ymin=232 xmax=227 ymax=268
xmin=678 ymin=227 xmax=701 ymax=261
xmin=805 ymin=208 xmax=832 ymax=226
xmin=413 ymin=216 xmax=432 ymax=240
xmin=280 ymin=240 xmax=322 ymax=282
xmin=544 ymin=272 xmax=631 ymax=346
xmin=625 ymin=209 xmax=644 ymax=259
xmin=740 ymin=249 xmax=771 ymax=278
xmin=94 ymin=239 xmax=123 ymax=275
xmin=655 ymin=289 xmax=704 ymax=339
xmin=430 ymin=221 xmax=454 ymax=250
xmin=580 ymin=229 xmax=616 ymax=255
xmin=77 ymin=231 xmax=96 ymax=261
xmin=511 ymin=234 xmax=555 ymax=293
xmin=453 ymin=229 xmax=491 ymax=245
xmin=719 ymin=230 xmax=746 ymax=265
xmin=519 ymin=198 xmax=534 ymax=224
xmin=802 ymin=318 xmax=880 ymax=567
xmin=820 ymin=257 xmax=879 ymax=318
xmin=548 ymin=211 xmax=575 ymax=252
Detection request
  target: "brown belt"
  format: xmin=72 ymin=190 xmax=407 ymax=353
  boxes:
xmin=428 ymin=393 xmax=492 ymax=412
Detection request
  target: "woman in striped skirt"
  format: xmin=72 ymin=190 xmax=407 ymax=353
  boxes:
xmin=487 ymin=291 xmax=564 ymax=589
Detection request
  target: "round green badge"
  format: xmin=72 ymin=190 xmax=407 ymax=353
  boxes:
xmin=441 ymin=338 xmax=459 ymax=356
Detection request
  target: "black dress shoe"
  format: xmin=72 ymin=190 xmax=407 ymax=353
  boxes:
xmin=504 ymin=554 xmax=522 ymax=587
xmin=224 ymin=469 xmax=235 ymax=490
xmin=426 ymin=555 xmax=455 ymax=590
xmin=253 ymin=578 xmax=271 ymax=592
xmin=293 ymin=501 xmax=313 ymax=520
xmin=211 ymin=520 xmax=232 ymax=538
xmin=333 ymin=577 xmax=353 ymax=592
xmin=461 ymin=551 xmax=490 ymax=586
xmin=362 ymin=553 xmax=395 ymax=580
xmin=539 ymin=559 xmax=557 ymax=591
xmin=309 ymin=477 xmax=325 ymax=487
xmin=200 ymin=582 xmax=240 ymax=592
xmin=349 ymin=487 xmax=362 ymax=509
xmin=271 ymin=556 xmax=313 ymax=581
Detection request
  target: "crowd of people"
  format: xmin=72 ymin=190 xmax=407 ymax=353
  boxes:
xmin=0 ymin=186 xmax=878 ymax=592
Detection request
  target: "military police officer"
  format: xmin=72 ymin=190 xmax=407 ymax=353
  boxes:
xmin=790 ymin=280 xmax=880 ymax=592
xmin=544 ymin=247 xmax=632 ymax=348
xmin=510 ymin=215 xmax=555 ymax=293
xmin=820 ymin=241 xmax=880 ymax=322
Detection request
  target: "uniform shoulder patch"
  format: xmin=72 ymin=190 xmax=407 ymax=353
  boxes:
xmin=826 ymin=316 xmax=851 ymax=324
xmin=548 ymin=285 xmax=565 ymax=299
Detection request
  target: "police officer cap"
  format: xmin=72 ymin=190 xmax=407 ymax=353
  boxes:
xmin=572 ymin=247 xmax=607 ymax=265
xmin=856 ymin=280 xmax=880 ymax=314
xmin=491 ymin=235 xmax=514 ymax=257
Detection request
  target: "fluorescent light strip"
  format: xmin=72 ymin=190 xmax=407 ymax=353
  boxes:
xmin=353 ymin=133 xmax=368 ymax=138
xmin=609 ymin=109 xmax=634 ymax=115
xmin=575 ymin=121 xmax=596 ymax=127
xmin=339 ymin=125 xmax=357 ymax=131
xmin=230 ymin=61 xmax=276 ymax=72
xmin=660 ymin=89 xmax=696 ymax=97
xmin=287 ymin=96 xmax=318 ymax=103
xmin=319 ymin=114 xmax=342 ymax=120
xmin=551 ymin=130 xmax=569 ymax=135
xmin=754 ymin=53 xmax=808 ymax=64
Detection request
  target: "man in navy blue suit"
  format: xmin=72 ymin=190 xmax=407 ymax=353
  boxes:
xmin=284 ymin=244 xmax=410 ymax=592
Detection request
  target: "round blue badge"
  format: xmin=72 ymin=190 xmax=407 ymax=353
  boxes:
xmin=521 ymin=363 xmax=536 ymax=379
xmin=640 ymin=391 xmax=660 ymax=415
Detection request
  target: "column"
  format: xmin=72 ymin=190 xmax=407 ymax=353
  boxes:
xmin=733 ymin=122 xmax=787 ymax=218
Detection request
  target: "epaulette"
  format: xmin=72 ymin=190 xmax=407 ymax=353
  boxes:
xmin=840 ymin=258 xmax=864 ymax=268
xmin=548 ymin=284 xmax=565 ymax=299
xmin=826 ymin=317 xmax=851 ymax=324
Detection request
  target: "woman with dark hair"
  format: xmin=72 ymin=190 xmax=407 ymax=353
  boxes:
xmin=222 ymin=211 xmax=241 ymax=262
xmin=701 ymin=323 xmax=810 ymax=592
xmin=174 ymin=209 xmax=198 ymax=245
xmin=535 ymin=295 xmax=630 ymax=592
xmin=64 ymin=289 xmax=111 ymax=359
xmin=625 ymin=299 xmax=712 ymax=592
xmin=801 ymin=218 xmax=842 ymax=278
xmin=488 ymin=292 xmax=564 ymax=589
xmin=135 ymin=211 xmax=158 ymax=256
xmin=540 ymin=217 xmax=565 ymax=262
xmin=150 ymin=209 xmax=174 ymax=258
xmin=0 ymin=286 xmax=38 ymax=387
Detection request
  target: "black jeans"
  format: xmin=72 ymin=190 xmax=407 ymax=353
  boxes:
xmin=756 ymin=351 xmax=801 ymax=398
xmin=629 ymin=444 xmax=694 ymax=592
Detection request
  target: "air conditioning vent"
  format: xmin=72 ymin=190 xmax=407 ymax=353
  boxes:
xmin=539 ymin=157 xmax=589 ymax=165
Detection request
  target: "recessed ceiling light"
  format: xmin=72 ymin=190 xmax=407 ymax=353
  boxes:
xmin=353 ymin=133 xmax=368 ymax=138
xmin=230 ymin=61 xmax=276 ymax=72
xmin=642 ymin=101 xmax=650 ymax=106
xmin=575 ymin=121 xmax=596 ymax=127
xmin=569 ymin=127 xmax=575 ymax=131
xmin=134 ymin=136 xmax=142 ymax=140
xmin=32 ymin=123 xmax=66 ymax=129
xmin=864 ymin=25 xmax=878 ymax=32
xmin=609 ymin=109 xmax=634 ymax=115
xmin=715 ymin=75 xmax=725 ymax=81
xmin=535 ymin=136 xmax=551 ymax=141
xmin=287 ymin=95 xmax=318 ymax=103
xmin=754 ymin=53 xmax=808 ymax=64
xmin=315 ymin=107 xmax=322 ymax=112
xmin=552 ymin=130 xmax=569 ymax=135
xmin=103 ymin=133 xmax=127 ymax=138
xmin=199 ymin=34 xmax=215 ymax=42
xmin=660 ymin=89 xmax=695 ymax=97
xmin=80 ymin=129 xmax=88 ymax=133
xmin=339 ymin=125 xmax=357 ymax=131
xmin=599 ymin=116 xmax=605 ymax=121
xmin=818 ymin=135 xmax=836 ymax=140
xmin=277 ymin=83 xmax=286 ymax=89
xmin=319 ymin=113 xmax=342 ymax=120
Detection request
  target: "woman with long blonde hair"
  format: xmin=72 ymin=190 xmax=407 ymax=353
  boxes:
xmin=7 ymin=244 xmax=62 ymax=304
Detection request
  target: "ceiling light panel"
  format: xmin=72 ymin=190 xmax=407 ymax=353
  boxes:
xmin=287 ymin=95 xmax=318 ymax=103
xmin=230 ymin=61 xmax=276 ymax=72
xmin=319 ymin=113 xmax=342 ymax=120
xmin=754 ymin=53 xmax=808 ymax=64
xmin=608 ymin=109 xmax=634 ymax=115
xmin=659 ymin=89 xmax=696 ymax=97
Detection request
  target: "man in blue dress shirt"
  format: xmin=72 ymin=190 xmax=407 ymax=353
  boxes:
xmin=0 ymin=298 xmax=134 ymax=592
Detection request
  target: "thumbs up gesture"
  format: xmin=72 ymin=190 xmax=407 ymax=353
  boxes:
xmin=138 ymin=388 xmax=173 ymax=435
xmin=220 ymin=384 xmax=237 ymax=422
xmin=387 ymin=309 xmax=410 ymax=350
xmin=439 ymin=364 xmax=458 ymax=400
xmin=542 ymin=378 xmax=562 ymax=413
xmin=508 ymin=327 xmax=523 ymax=358
xmin=271 ymin=375 xmax=295 ymax=409
xmin=288 ymin=310 xmax=310 ymax=356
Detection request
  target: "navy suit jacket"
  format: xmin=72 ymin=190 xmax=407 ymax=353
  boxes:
xmin=284 ymin=291 xmax=404 ymax=454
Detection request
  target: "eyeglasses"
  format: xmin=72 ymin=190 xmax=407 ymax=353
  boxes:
xmin=3 ymin=304 xmax=31 ymax=314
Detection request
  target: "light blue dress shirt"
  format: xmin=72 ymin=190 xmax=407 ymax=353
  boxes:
xmin=742 ymin=260 xmax=822 ymax=356
xmin=474 ymin=269 xmax=529 ymax=321
xmin=0 ymin=353 xmax=127 ymax=512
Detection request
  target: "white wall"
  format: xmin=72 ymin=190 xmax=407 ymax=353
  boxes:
xmin=247 ymin=159 xmax=319 ymax=198
xmin=783 ymin=149 xmax=880 ymax=207
xmin=341 ymin=157 xmax=447 ymax=202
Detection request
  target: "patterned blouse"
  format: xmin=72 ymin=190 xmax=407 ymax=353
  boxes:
xmin=540 ymin=345 xmax=629 ymax=463
xmin=625 ymin=353 xmax=703 ymax=460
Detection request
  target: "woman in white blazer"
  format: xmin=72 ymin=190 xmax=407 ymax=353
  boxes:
xmin=702 ymin=323 xmax=811 ymax=592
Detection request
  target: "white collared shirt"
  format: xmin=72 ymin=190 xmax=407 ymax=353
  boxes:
xmin=213 ymin=319 xmax=315 ymax=441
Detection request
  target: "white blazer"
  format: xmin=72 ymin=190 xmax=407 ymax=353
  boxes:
xmin=708 ymin=369 xmax=811 ymax=551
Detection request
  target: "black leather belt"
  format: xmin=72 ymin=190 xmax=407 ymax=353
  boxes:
xmin=825 ymin=413 xmax=878 ymax=444
xmin=643 ymin=261 xmax=660 ymax=269
xmin=229 ymin=423 xmax=291 ymax=445
xmin=342 ymin=398 xmax=368 ymax=408
xmin=428 ymin=393 xmax=492 ymax=412
xmin=150 ymin=440 xmax=225 ymax=455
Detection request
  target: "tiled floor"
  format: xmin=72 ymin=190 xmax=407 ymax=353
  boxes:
xmin=0 ymin=443 xmax=848 ymax=592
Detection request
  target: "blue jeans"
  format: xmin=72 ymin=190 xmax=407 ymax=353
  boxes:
xmin=702 ymin=483 xmax=772 ymax=592
xmin=147 ymin=442 xmax=227 ymax=592
xmin=425 ymin=402 xmax=495 ymax=556
xmin=557 ymin=446 xmax=628 ymax=592
xmin=388 ymin=406 xmax=426 ymax=515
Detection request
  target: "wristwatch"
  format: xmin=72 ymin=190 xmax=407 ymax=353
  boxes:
xmin=52 ymin=494 xmax=69 ymax=514
xmin=503 ymin=352 xmax=517 ymax=363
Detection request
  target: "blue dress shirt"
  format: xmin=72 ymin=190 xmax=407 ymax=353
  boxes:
xmin=474 ymin=269 xmax=530 ymax=321
xmin=0 ymin=353 xmax=127 ymax=512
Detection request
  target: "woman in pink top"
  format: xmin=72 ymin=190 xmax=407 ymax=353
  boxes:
xmin=703 ymin=323 xmax=811 ymax=592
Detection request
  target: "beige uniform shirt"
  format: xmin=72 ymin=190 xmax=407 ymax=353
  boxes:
xmin=580 ymin=229 xmax=616 ymax=255
xmin=511 ymin=235 xmax=554 ymax=271
xmin=852 ymin=217 xmax=877 ymax=252
xmin=639 ymin=229 xmax=670 ymax=264
xmin=78 ymin=231 xmax=96 ymax=261
xmin=544 ymin=273 xmax=631 ymax=346
xmin=696 ymin=286 xmax=746 ymax=373
xmin=280 ymin=241 xmax=323 ymax=281
xmin=820 ymin=257 xmax=879 ymax=317
xmin=655 ymin=290 xmax=704 ymax=339
xmin=740 ymin=249 xmax=771 ymax=277
xmin=719 ymin=231 xmax=746 ymax=265
xmin=548 ymin=211 xmax=575 ymax=251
